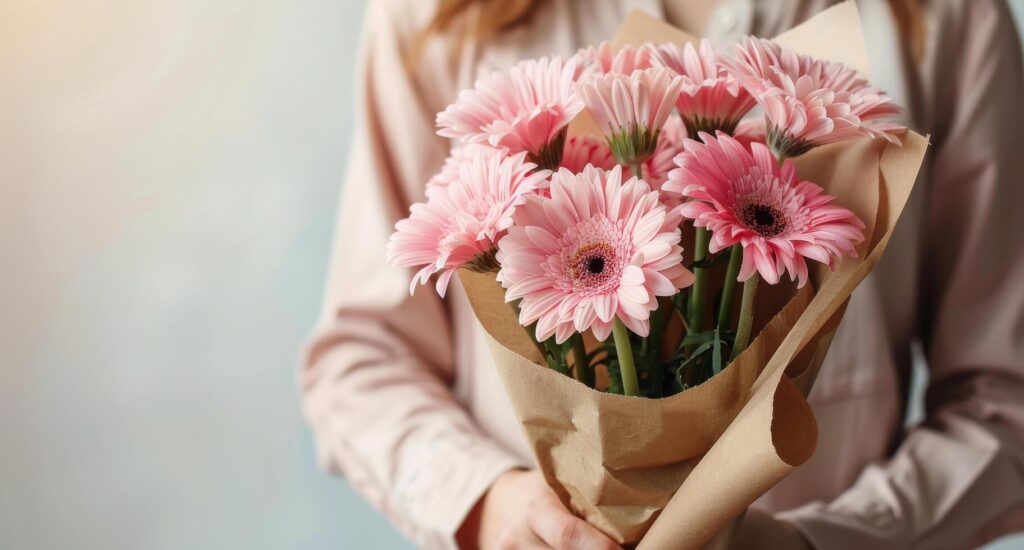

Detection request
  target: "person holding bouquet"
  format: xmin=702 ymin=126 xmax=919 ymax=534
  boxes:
xmin=300 ymin=0 xmax=1024 ymax=548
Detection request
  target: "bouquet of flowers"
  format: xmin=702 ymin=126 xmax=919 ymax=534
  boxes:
xmin=387 ymin=2 xmax=927 ymax=547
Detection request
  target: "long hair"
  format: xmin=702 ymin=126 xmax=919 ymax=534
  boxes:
xmin=414 ymin=0 xmax=925 ymax=61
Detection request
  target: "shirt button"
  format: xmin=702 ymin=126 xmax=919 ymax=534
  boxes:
xmin=717 ymin=8 xmax=738 ymax=32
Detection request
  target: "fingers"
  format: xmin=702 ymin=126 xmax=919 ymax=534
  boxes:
xmin=530 ymin=502 xmax=622 ymax=550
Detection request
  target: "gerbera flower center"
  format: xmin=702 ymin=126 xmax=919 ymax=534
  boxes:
xmin=741 ymin=202 xmax=787 ymax=237
xmin=568 ymin=242 xmax=616 ymax=288
xmin=546 ymin=215 xmax=634 ymax=298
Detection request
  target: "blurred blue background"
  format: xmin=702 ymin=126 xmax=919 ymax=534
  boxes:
xmin=1 ymin=1 xmax=1022 ymax=549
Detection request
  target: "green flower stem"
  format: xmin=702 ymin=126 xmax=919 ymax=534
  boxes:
xmin=716 ymin=244 xmax=743 ymax=330
xmin=647 ymin=297 xmax=670 ymax=356
xmin=570 ymin=333 xmax=593 ymax=387
xmin=612 ymin=319 xmax=640 ymax=397
xmin=687 ymin=227 xmax=711 ymax=335
xmin=731 ymin=272 xmax=760 ymax=360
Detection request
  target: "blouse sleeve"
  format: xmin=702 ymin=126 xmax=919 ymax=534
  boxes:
xmin=779 ymin=1 xmax=1024 ymax=548
xmin=299 ymin=3 xmax=526 ymax=549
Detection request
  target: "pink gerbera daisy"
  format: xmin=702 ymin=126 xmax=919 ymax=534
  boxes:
xmin=559 ymin=134 xmax=617 ymax=173
xmin=646 ymin=40 xmax=757 ymax=137
xmin=576 ymin=68 xmax=684 ymax=166
xmin=666 ymin=132 xmax=864 ymax=287
xmin=721 ymin=37 xmax=903 ymax=158
xmin=426 ymin=143 xmax=507 ymax=190
xmin=436 ymin=56 xmax=594 ymax=169
xmin=496 ymin=165 xmax=694 ymax=343
xmin=387 ymin=149 xmax=551 ymax=297
xmin=574 ymin=41 xmax=651 ymax=74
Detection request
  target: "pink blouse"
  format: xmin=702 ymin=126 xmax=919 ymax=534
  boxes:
xmin=300 ymin=0 xmax=1024 ymax=548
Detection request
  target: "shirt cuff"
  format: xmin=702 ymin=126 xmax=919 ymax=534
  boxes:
xmin=390 ymin=434 xmax=530 ymax=550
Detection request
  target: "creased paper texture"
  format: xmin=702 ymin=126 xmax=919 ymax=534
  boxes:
xmin=460 ymin=2 xmax=928 ymax=547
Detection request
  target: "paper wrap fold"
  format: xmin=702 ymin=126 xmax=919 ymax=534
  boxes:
xmin=459 ymin=3 xmax=928 ymax=547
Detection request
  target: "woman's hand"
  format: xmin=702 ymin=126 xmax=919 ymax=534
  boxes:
xmin=734 ymin=508 xmax=812 ymax=550
xmin=457 ymin=469 xmax=623 ymax=550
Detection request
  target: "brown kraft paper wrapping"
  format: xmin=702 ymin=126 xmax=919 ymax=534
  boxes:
xmin=458 ymin=2 xmax=929 ymax=548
